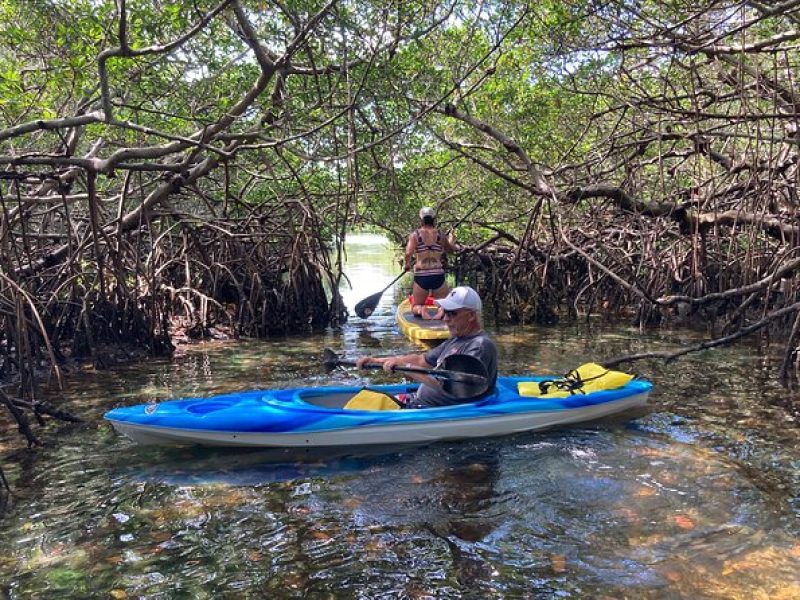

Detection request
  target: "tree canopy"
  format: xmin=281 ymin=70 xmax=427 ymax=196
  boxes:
xmin=2 ymin=0 xmax=800 ymax=416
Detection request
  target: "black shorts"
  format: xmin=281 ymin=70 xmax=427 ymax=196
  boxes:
xmin=414 ymin=273 xmax=445 ymax=291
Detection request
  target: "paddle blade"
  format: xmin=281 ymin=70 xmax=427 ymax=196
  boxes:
xmin=353 ymin=271 xmax=407 ymax=319
xmin=354 ymin=292 xmax=382 ymax=319
xmin=440 ymin=354 xmax=489 ymax=398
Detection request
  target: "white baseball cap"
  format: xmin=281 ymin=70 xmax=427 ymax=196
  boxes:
xmin=435 ymin=286 xmax=482 ymax=312
xmin=419 ymin=206 xmax=435 ymax=219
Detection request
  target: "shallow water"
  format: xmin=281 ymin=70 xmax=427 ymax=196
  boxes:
xmin=1 ymin=234 xmax=798 ymax=599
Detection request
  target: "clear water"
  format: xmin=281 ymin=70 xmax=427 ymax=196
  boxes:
xmin=0 ymin=233 xmax=798 ymax=599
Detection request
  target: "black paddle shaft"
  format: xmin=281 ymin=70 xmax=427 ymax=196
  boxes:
xmin=354 ymin=271 xmax=407 ymax=319
xmin=332 ymin=358 xmax=485 ymax=384
xmin=322 ymin=348 xmax=489 ymax=397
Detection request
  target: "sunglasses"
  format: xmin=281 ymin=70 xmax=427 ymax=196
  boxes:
xmin=443 ymin=309 xmax=463 ymax=318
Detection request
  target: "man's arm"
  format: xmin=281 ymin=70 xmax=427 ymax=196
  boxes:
xmin=356 ymin=352 xmax=428 ymax=371
xmin=355 ymin=352 xmax=440 ymax=388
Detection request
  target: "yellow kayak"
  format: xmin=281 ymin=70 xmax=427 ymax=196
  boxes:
xmin=396 ymin=297 xmax=450 ymax=343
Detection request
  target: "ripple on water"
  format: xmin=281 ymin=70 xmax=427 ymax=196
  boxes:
xmin=1 ymin=290 xmax=799 ymax=597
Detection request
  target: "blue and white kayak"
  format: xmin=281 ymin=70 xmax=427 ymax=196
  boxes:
xmin=104 ymin=374 xmax=653 ymax=447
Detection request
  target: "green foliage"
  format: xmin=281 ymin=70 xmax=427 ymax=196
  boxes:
xmin=1 ymin=0 xmax=798 ymax=245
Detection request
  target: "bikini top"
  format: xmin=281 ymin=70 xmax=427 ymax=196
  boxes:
xmin=415 ymin=229 xmax=443 ymax=252
xmin=414 ymin=228 xmax=445 ymax=275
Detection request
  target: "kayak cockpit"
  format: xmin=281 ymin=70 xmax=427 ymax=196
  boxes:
xmin=294 ymin=391 xmax=353 ymax=409
xmin=293 ymin=384 xmax=421 ymax=409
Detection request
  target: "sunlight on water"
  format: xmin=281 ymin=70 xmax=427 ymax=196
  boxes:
xmin=0 ymin=236 xmax=798 ymax=599
xmin=339 ymin=232 xmax=406 ymax=317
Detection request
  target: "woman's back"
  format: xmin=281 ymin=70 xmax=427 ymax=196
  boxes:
xmin=413 ymin=226 xmax=445 ymax=275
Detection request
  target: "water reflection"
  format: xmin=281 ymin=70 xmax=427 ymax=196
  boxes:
xmin=0 ymin=235 xmax=799 ymax=598
xmin=114 ymin=444 xmax=425 ymax=487
xmin=339 ymin=233 xmax=404 ymax=318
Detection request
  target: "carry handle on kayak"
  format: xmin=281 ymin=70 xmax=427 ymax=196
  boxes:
xmin=322 ymin=348 xmax=489 ymax=397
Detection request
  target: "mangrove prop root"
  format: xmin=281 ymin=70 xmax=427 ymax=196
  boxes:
xmin=1 ymin=170 xmax=348 ymax=447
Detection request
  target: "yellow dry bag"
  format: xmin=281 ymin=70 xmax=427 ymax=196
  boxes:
xmin=343 ymin=388 xmax=402 ymax=411
xmin=518 ymin=363 xmax=634 ymax=398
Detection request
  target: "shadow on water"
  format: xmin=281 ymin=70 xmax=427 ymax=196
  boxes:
xmin=114 ymin=443 xmax=429 ymax=487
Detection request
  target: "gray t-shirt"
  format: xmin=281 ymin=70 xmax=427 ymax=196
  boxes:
xmin=411 ymin=331 xmax=498 ymax=407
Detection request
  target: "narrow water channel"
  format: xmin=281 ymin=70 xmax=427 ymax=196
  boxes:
xmin=0 ymin=234 xmax=798 ymax=598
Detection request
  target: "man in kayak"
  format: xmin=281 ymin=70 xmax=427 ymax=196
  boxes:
xmin=356 ymin=286 xmax=497 ymax=408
